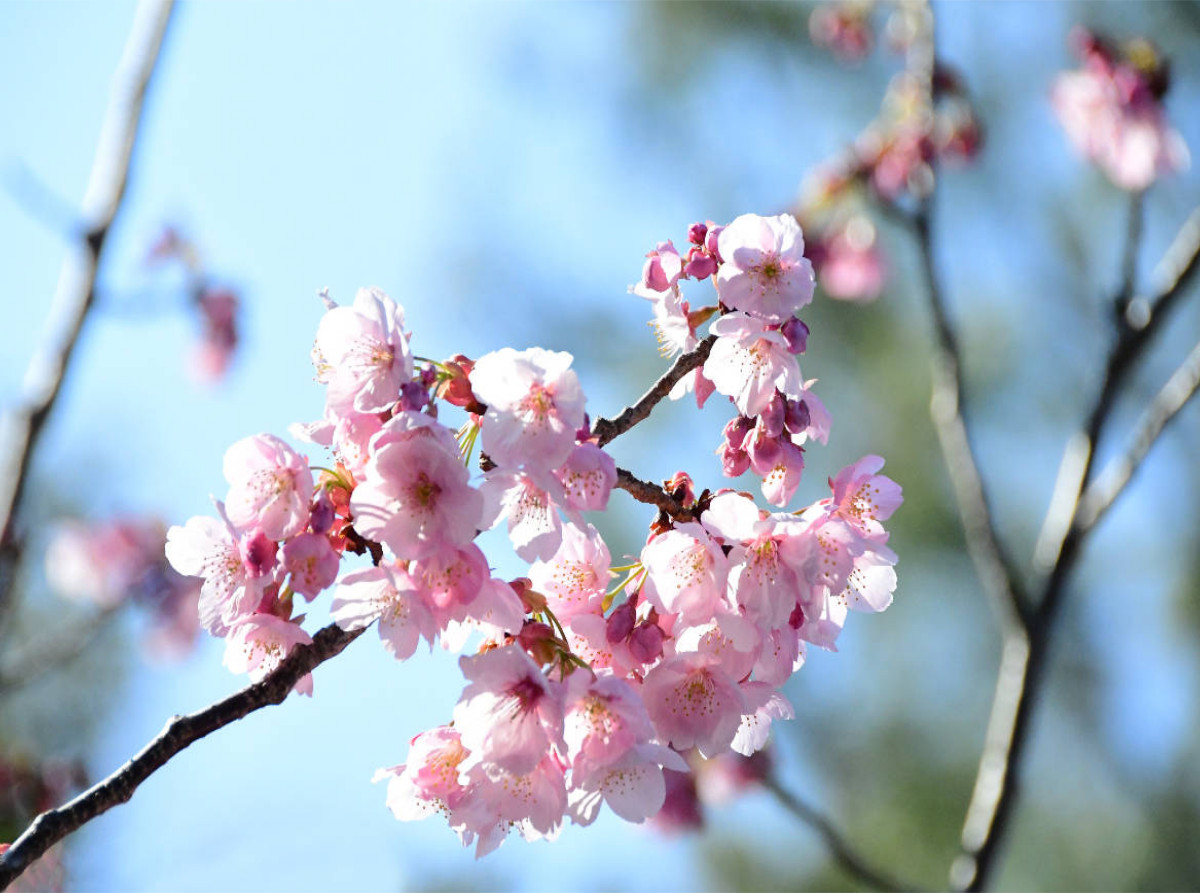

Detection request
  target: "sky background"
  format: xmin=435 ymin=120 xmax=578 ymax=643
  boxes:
xmin=2 ymin=2 xmax=1200 ymax=891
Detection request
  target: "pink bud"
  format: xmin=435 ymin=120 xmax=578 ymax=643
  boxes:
xmin=628 ymin=621 xmax=665 ymax=663
xmin=606 ymin=600 xmax=636 ymax=644
xmin=240 ymin=529 xmax=278 ymax=578
xmin=780 ymin=317 xmax=809 ymax=355
xmin=687 ymin=222 xmax=708 ymax=245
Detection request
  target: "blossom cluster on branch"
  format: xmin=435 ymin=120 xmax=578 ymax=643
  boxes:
xmin=161 ymin=212 xmax=900 ymax=856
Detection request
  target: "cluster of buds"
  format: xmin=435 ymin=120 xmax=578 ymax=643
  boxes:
xmin=1051 ymin=27 xmax=1189 ymax=191
xmin=44 ymin=517 xmax=201 ymax=659
xmin=165 ymin=212 xmax=901 ymax=856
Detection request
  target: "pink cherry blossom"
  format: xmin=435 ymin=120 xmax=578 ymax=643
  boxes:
xmin=457 ymin=755 xmax=567 ymax=856
xmin=730 ymin=683 xmax=794 ymax=757
xmin=453 ymin=644 xmax=566 ymax=776
xmin=280 ymin=532 xmax=339 ymax=599
xmin=527 ymin=522 xmax=610 ymax=621
xmin=554 ymin=442 xmax=616 ymax=515
xmin=632 ymin=282 xmax=698 ymax=359
xmin=470 ymin=347 xmax=586 ymax=470
xmin=165 ymin=512 xmax=263 ymax=636
xmin=222 ymin=613 xmax=313 ymax=695
xmin=411 ymin=543 xmax=489 ymax=612
xmin=704 ymin=313 xmax=802 ymax=418
xmin=330 ymin=564 xmax=435 ymax=660
xmin=641 ymin=240 xmax=683 ymax=292
xmin=1051 ymin=30 xmax=1189 ymax=191
xmin=479 ymin=469 xmax=563 ymax=563
xmin=222 ymin=433 xmax=313 ymax=541
xmin=715 ymin=213 xmax=815 ymax=322
xmin=568 ymin=742 xmax=689 ymax=826
xmin=641 ymin=653 xmax=747 ymax=758
xmin=640 ymin=522 xmax=730 ymax=625
xmin=829 ymin=454 xmax=903 ymax=539
xmin=351 ymin=435 xmax=483 ymax=560
xmin=314 ymin=286 xmax=413 ymax=413
xmin=376 ymin=726 xmax=471 ymax=825
xmin=562 ymin=674 xmax=657 ymax=776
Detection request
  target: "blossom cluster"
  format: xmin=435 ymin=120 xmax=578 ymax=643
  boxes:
xmin=164 ymin=213 xmax=901 ymax=856
xmin=1051 ymin=27 xmax=1189 ymax=191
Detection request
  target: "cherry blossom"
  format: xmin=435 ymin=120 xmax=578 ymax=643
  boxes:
xmin=222 ymin=433 xmax=313 ymax=541
xmin=314 ymin=286 xmax=413 ymax=413
xmin=715 ymin=213 xmax=815 ymax=322
xmin=470 ymin=347 xmax=586 ymax=470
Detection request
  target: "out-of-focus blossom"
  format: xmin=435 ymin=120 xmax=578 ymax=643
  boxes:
xmin=1052 ymin=27 xmax=1188 ymax=191
xmin=46 ymin=517 xmax=202 ymax=658
xmin=809 ymin=1 xmax=875 ymax=62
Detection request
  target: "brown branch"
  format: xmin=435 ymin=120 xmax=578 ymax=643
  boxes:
xmin=764 ymin=775 xmax=920 ymax=893
xmin=0 ymin=623 xmax=365 ymax=890
xmin=592 ymin=335 xmax=716 ymax=448
xmin=0 ymin=0 xmax=176 ymax=627
xmin=614 ymin=467 xmax=692 ymax=523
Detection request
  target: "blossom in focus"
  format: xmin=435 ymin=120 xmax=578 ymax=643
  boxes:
xmin=223 ymin=613 xmax=314 ymax=695
xmin=222 ymin=433 xmax=313 ymax=541
xmin=1051 ymin=28 xmax=1188 ymax=191
xmin=350 ymin=433 xmax=483 ymax=560
xmin=314 ymin=286 xmax=414 ymax=413
xmin=470 ymin=347 xmax=586 ymax=470
xmin=715 ymin=213 xmax=815 ymax=323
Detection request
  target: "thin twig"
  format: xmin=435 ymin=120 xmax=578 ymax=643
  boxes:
xmin=1078 ymin=336 xmax=1200 ymax=534
xmin=913 ymin=209 xmax=1032 ymax=635
xmin=764 ymin=775 xmax=920 ymax=893
xmin=0 ymin=623 xmax=365 ymax=890
xmin=0 ymin=0 xmax=176 ymax=628
xmin=592 ymin=335 xmax=716 ymax=448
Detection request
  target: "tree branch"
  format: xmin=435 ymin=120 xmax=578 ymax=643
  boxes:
xmin=0 ymin=0 xmax=176 ymax=627
xmin=952 ymin=201 xmax=1200 ymax=892
xmin=0 ymin=623 xmax=365 ymax=890
xmin=613 ymin=467 xmax=692 ymax=523
xmin=764 ymin=775 xmax=920 ymax=893
xmin=592 ymin=335 xmax=716 ymax=448
xmin=1077 ymin=335 xmax=1200 ymax=534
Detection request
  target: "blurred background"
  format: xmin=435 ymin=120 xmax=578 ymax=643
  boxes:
xmin=2 ymin=1 xmax=1199 ymax=890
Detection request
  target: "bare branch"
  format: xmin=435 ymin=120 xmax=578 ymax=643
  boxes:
xmin=0 ymin=0 xmax=176 ymax=623
xmin=1078 ymin=336 xmax=1200 ymax=534
xmin=905 ymin=3 xmax=1029 ymax=636
xmin=0 ymin=623 xmax=365 ymax=890
xmin=953 ymin=201 xmax=1200 ymax=892
xmin=592 ymin=335 xmax=716 ymax=448
xmin=764 ymin=775 xmax=921 ymax=893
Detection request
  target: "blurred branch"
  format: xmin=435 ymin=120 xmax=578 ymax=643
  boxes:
xmin=593 ymin=335 xmax=716 ymax=447
xmin=0 ymin=623 xmax=365 ymax=890
xmin=912 ymin=207 xmax=1032 ymax=635
xmin=0 ymin=607 xmax=120 ymax=698
xmin=1078 ymin=335 xmax=1200 ymax=534
xmin=764 ymin=775 xmax=920 ymax=893
xmin=953 ymin=199 xmax=1200 ymax=892
xmin=0 ymin=0 xmax=176 ymax=628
